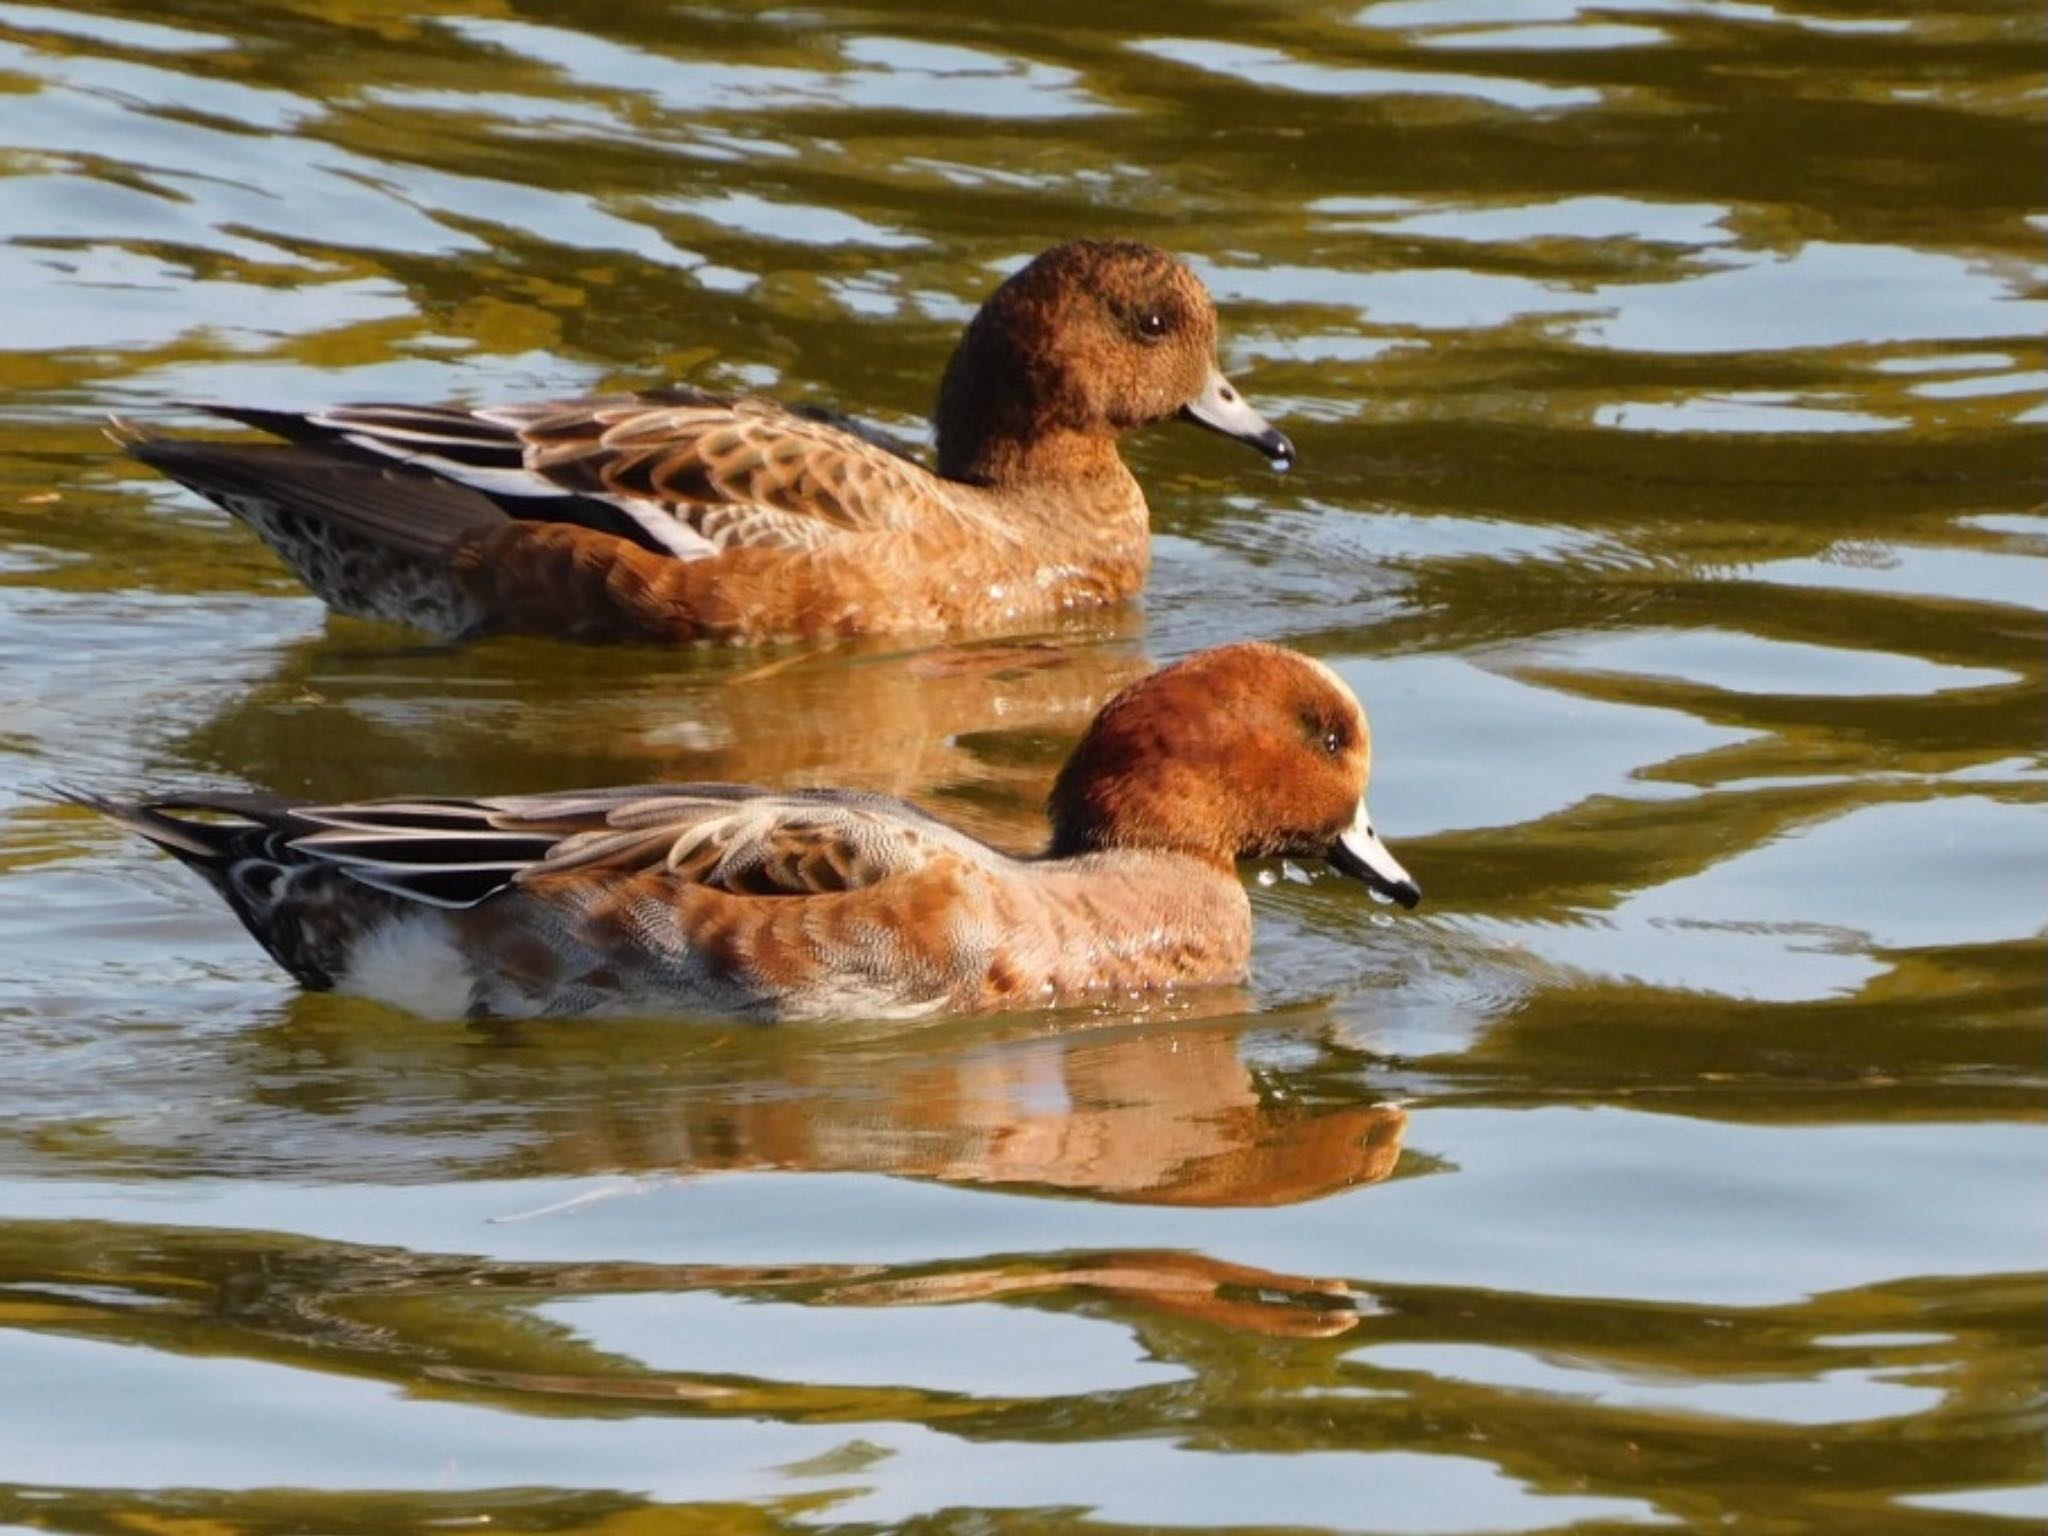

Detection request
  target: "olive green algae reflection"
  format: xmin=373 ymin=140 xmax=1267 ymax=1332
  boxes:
xmin=1 ymin=0 xmax=2046 ymax=1531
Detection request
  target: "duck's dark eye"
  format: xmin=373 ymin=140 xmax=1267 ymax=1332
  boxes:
xmin=1304 ymin=713 xmax=1350 ymax=757
xmin=1136 ymin=310 xmax=1171 ymax=341
xmin=1294 ymin=708 xmax=1343 ymax=761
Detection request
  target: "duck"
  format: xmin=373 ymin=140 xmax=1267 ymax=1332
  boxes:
xmin=74 ymin=643 xmax=1418 ymax=1021
xmin=118 ymin=241 xmax=1293 ymax=645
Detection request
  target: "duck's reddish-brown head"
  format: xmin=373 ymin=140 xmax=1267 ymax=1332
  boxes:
xmin=936 ymin=240 xmax=1293 ymax=484
xmin=1047 ymin=642 xmax=1420 ymax=908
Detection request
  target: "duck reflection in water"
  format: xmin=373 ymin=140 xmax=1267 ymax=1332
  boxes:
xmin=531 ymin=1009 xmax=1409 ymax=1207
xmin=173 ymin=627 xmax=1152 ymax=855
xmin=487 ymin=1005 xmax=1411 ymax=1341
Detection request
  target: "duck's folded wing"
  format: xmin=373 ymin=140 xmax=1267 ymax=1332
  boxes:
xmin=281 ymin=784 xmax=1001 ymax=906
xmin=203 ymin=390 xmax=949 ymax=559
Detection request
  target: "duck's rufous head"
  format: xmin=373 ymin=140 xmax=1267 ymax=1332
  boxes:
xmin=936 ymin=240 xmax=1293 ymax=483
xmin=1048 ymin=642 xmax=1420 ymax=908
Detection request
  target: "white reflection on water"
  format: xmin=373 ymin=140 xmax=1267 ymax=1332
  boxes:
xmin=1206 ymin=259 xmax=1603 ymax=333
xmin=545 ymin=1289 xmax=1187 ymax=1395
xmin=1349 ymin=1341 xmax=1944 ymax=1425
xmin=1207 ymin=241 xmax=2047 ymax=371
xmin=1900 ymin=1485 xmax=2048 ymax=1522
xmin=1580 ymin=243 xmax=2048 ymax=356
xmin=0 ymin=1 xmax=231 ymax=51
xmin=1596 ymin=396 xmax=1907 ymax=433
xmin=1130 ymin=37 xmax=1603 ymax=111
xmin=1913 ymin=368 xmax=2048 ymax=401
xmin=1522 ymin=627 xmax=2017 ymax=698
xmin=3 ymin=1110 xmax=2041 ymax=1304
xmin=0 ymin=1327 xmax=1664 ymax=1530
xmin=450 ymin=18 xmax=1112 ymax=121
xmin=1314 ymin=193 xmax=1736 ymax=248
xmin=1752 ymin=544 xmax=2048 ymax=615
xmin=1360 ymin=0 xmax=1910 ymax=39
xmin=1352 ymin=652 xmax=1751 ymax=839
xmin=656 ymin=189 xmax=928 ymax=250
xmin=123 ymin=351 xmax=599 ymax=414
xmin=1520 ymin=795 xmax=2048 ymax=1001
xmin=0 ymin=247 xmax=409 ymax=355
xmin=0 ymin=35 xmax=307 ymax=130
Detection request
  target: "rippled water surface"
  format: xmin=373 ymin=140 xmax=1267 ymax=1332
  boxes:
xmin=1 ymin=1 xmax=2043 ymax=1531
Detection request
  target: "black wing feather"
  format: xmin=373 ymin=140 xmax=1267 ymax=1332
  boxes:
xmin=130 ymin=439 xmax=507 ymax=559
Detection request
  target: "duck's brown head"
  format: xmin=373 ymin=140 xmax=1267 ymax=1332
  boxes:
xmin=1047 ymin=642 xmax=1419 ymax=908
xmin=936 ymin=241 xmax=1293 ymax=485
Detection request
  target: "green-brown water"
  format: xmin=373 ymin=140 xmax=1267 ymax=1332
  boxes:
xmin=0 ymin=1 xmax=2043 ymax=1531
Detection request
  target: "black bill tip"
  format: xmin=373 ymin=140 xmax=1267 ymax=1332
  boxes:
xmin=1329 ymin=836 xmax=1422 ymax=910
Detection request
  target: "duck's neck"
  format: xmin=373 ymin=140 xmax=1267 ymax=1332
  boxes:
xmin=933 ymin=310 xmax=1131 ymax=488
xmin=1045 ymin=808 xmax=1238 ymax=869
xmin=1047 ymin=744 xmax=1247 ymax=867
xmin=938 ymin=425 xmax=1129 ymax=489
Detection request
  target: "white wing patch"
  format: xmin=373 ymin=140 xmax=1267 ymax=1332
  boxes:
xmin=318 ymin=411 xmax=727 ymax=562
xmin=606 ymin=496 xmax=720 ymax=559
